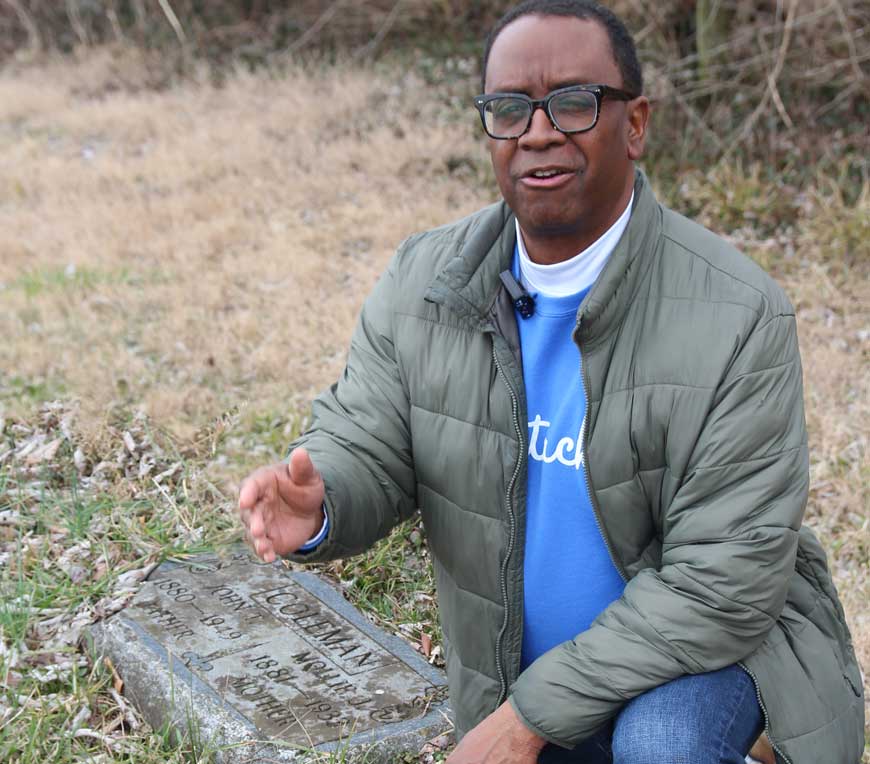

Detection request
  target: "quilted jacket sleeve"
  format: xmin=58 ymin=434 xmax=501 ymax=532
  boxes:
xmin=509 ymin=311 xmax=809 ymax=747
xmin=284 ymin=250 xmax=417 ymax=563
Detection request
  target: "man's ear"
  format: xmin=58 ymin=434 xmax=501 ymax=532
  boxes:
xmin=626 ymin=96 xmax=650 ymax=161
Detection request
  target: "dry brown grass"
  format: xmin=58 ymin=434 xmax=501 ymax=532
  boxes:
xmin=0 ymin=46 xmax=867 ymax=757
xmin=786 ymin=189 xmax=870 ymax=707
xmin=0 ymin=46 xmax=487 ymax=444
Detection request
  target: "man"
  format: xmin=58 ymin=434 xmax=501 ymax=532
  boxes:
xmin=238 ymin=1 xmax=864 ymax=762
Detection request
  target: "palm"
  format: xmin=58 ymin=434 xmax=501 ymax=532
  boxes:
xmin=262 ymin=472 xmax=324 ymax=555
xmin=238 ymin=448 xmax=325 ymax=562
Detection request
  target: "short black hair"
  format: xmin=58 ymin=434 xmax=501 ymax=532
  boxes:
xmin=481 ymin=0 xmax=643 ymax=96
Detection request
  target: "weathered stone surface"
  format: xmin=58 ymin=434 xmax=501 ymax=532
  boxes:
xmin=85 ymin=548 xmax=450 ymax=763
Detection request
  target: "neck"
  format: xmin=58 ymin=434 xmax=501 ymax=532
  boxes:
xmin=521 ymin=179 xmax=634 ymax=265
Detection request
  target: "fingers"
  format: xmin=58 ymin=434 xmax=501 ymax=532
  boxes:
xmin=254 ymin=534 xmax=276 ymax=563
xmin=288 ymin=447 xmax=318 ymax=486
xmin=244 ymin=506 xmax=276 ymax=563
xmin=248 ymin=505 xmax=265 ymax=539
xmin=239 ymin=468 xmax=279 ymax=562
xmin=238 ymin=466 xmax=276 ymax=511
xmin=238 ymin=505 xmax=252 ymax=527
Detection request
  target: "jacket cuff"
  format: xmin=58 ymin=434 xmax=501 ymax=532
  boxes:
xmin=284 ymin=487 xmax=342 ymax=563
xmin=296 ymin=505 xmax=329 ymax=552
xmin=508 ymin=695 xmax=572 ymax=750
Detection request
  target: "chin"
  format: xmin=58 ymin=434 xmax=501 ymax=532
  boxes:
xmin=511 ymin=190 xmax=585 ymax=231
xmin=517 ymin=207 xmax=584 ymax=238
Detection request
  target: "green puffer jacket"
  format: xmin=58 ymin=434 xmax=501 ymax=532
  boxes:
xmin=290 ymin=172 xmax=864 ymax=762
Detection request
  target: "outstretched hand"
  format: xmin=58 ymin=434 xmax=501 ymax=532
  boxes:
xmin=238 ymin=448 xmax=326 ymax=562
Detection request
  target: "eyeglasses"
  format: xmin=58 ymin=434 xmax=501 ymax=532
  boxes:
xmin=473 ymin=84 xmax=638 ymax=140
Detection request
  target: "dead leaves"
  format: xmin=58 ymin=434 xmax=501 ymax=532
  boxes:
xmin=0 ymin=400 xmax=188 ymax=499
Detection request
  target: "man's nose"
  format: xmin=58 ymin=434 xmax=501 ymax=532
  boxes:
xmin=518 ymin=105 xmax=566 ymax=148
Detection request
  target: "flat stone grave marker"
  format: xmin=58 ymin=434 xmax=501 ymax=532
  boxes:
xmin=86 ymin=548 xmax=450 ymax=763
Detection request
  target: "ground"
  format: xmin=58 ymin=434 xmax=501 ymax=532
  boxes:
xmin=0 ymin=46 xmax=867 ymax=762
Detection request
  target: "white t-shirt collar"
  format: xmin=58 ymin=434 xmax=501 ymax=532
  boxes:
xmin=516 ymin=191 xmax=634 ymax=298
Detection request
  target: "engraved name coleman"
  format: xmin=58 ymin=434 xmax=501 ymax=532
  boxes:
xmin=131 ymin=566 xmax=446 ymax=738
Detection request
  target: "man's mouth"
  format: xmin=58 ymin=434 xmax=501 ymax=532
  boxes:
xmin=520 ymin=167 xmax=575 ymax=188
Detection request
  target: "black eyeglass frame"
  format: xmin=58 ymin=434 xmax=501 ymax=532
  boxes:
xmin=473 ymin=84 xmax=639 ymax=140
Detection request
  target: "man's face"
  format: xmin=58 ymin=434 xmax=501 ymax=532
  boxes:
xmin=484 ymin=15 xmax=647 ymax=250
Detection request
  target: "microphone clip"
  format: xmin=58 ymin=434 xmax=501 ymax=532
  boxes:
xmin=499 ymin=271 xmax=535 ymax=319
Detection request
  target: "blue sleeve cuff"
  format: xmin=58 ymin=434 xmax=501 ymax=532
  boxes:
xmin=297 ymin=505 xmax=329 ymax=552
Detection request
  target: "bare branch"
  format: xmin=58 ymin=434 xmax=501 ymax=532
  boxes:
xmin=659 ymin=4 xmax=832 ymax=76
xmin=2 ymin=0 xmax=42 ymax=55
xmin=286 ymin=0 xmax=344 ymax=54
xmin=722 ymin=0 xmax=798 ymax=159
xmin=656 ymin=75 xmax=725 ymax=153
xmin=830 ymin=0 xmax=867 ymax=84
xmin=106 ymin=0 xmax=126 ymax=43
xmin=155 ymin=0 xmax=187 ymax=45
xmin=353 ymin=0 xmax=405 ymax=61
xmin=131 ymin=0 xmax=147 ymax=34
xmin=66 ymin=0 xmax=90 ymax=47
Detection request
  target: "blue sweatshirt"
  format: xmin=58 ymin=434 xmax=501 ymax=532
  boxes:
xmin=515 ymin=254 xmax=626 ymax=670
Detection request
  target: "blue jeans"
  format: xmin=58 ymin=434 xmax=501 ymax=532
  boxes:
xmin=537 ymin=665 xmax=763 ymax=764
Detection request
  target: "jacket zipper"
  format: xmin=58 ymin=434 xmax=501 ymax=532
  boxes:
xmin=492 ymin=343 xmax=524 ymax=706
xmin=577 ymin=328 xmax=628 ymax=583
xmin=738 ymin=661 xmax=793 ymax=764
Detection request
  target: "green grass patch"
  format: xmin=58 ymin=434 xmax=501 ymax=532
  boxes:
xmin=11 ymin=264 xmax=137 ymax=298
xmin=0 ymin=375 xmax=67 ymax=407
xmin=329 ymin=520 xmax=441 ymax=655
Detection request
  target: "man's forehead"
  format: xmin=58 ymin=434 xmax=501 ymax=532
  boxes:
xmin=484 ymin=14 xmax=619 ymax=92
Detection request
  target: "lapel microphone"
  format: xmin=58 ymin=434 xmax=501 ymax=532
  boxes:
xmin=499 ymin=271 xmax=536 ymax=319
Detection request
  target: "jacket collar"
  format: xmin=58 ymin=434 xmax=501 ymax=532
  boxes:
xmin=426 ymin=169 xmax=662 ymax=345
xmin=577 ymin=170 xmax=662 ymax=347
xmin=424 ymin=200 xmax=515 ymax=331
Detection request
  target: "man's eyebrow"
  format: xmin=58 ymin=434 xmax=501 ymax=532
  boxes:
xmin=550 ymin=79 xmax=591 ymax=90
xmin=487 ymin=79 xmax=593 ymax=94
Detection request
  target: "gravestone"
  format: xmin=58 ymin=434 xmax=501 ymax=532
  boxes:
xmin=85 ymin=548 xmax=450 ymax=763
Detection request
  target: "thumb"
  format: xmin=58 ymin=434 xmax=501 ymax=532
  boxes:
xmin=288 ymin=447 xmax=319 ymax=486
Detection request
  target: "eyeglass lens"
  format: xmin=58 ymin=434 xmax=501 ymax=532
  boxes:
xmin=484 ymin=90 xmax=598 ymax=138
